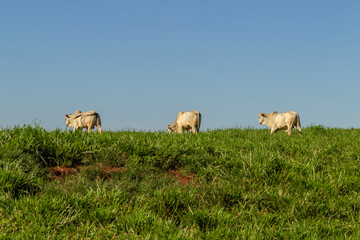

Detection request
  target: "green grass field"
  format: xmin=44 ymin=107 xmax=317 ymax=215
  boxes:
xmin=1 ymin=125 xmax=360 ymax=239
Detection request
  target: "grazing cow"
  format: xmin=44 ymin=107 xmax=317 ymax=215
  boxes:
xmin=258 ymin=111 xmax=302 ymax=135
xmin=167 ymin=110 xmax=202 ymax=134
xmin=65 ymin=110 xmax=102 ymax=134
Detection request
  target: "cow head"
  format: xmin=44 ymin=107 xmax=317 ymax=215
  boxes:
xmin=258 ymin=112 xmax=267 ymax=125
xmin=167 ymin=125 xmax=175 ymax=133
xmin=65 ymin=114 xmax=73 ymax=127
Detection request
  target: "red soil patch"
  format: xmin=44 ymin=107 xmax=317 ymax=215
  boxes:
xmin=49 ymin=166 xmax=77 ymax=180
xmin=169 ymin=170 xmax=197 ymax=186
xmin=48 ymin=166 xmax=195 ymax=186
xmin=100 ymin=166 xmax=126 ymax=179
xmin=48 ymin=166 xmax=126 ymax=181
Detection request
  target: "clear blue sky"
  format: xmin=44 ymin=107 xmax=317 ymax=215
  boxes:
xmin=1 ymin=1 xmax=359 ymax=131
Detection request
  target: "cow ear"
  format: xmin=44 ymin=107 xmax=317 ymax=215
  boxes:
xmin=261 ymin=113 xmax=267 ymax=117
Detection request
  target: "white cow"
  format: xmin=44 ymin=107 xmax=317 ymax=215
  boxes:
xmin=167 ymin=110 xmax=202 ymax=134
xmin=65 ymin=110 xmax=102 ymax=134
xmin=259 ymin=111 xmax=302 ymax=135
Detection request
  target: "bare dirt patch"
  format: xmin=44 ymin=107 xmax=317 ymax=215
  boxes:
xmin=48 ymin=166 xmax=77 ymax=180
xmin=48 ymin=166 xmax=126 ymax=181
xmin=99 ymin=166 xmax=126 ymax=179
xmin=48 ymin=166 xmax=195 ymax=185
xmin=169 ymin=169 xmax=197 ymax=186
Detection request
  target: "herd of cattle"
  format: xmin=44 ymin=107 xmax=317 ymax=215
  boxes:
xmin=65 ymin=110 xmax=302 ymax=135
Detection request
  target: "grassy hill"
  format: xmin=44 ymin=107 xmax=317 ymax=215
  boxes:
xmin=1 ymin=126 xmax=360 ymax=239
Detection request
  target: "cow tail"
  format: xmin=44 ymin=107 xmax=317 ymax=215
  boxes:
xmin=96 ymin=113 xmax=101 ymax=127
xmin=96 ymin=113 xmax=102 ymax=134
xmin=197 ymin=112 xmax=201 ymax=133
xmin=296 ymin=114 xmax=302 ymax=134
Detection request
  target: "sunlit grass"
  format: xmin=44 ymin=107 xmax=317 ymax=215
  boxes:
xmin=0 ymin=125 xmax=360 ymax=238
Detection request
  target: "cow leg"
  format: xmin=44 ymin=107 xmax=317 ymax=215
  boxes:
xmin=270 ymin=128 xmax=277 ymax=135
xmin=177 ymin=127 xmax=183 ymax=134
xmin=296 ymin=123 xmax=302 ymax=134
xmin=87 ymin=127 xmax=92 ymax=133
xmin=286 ymin=129 xmax=292 ymax=136
xmin=189 ymin=123 xmax=198 ymax=134
xmin=97 ymin=126 xmax=102 ymax=134
xmin=287 ymin=124 xmax=294 ymax=136
xmin=73 ymin=126 xmax=78 ymax=133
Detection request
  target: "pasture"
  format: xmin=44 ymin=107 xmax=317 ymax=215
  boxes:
xmin=0 ymin=125 xmax=359 ymax=239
